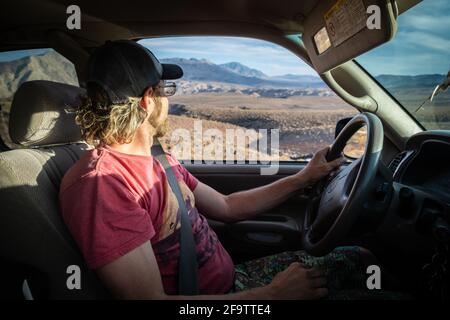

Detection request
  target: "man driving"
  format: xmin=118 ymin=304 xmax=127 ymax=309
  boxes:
xmin=59 ymin=40 xmax=392 ymax=299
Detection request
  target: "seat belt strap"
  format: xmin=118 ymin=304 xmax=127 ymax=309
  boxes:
xmin=151 ymin=140 xmax=199 ymax=295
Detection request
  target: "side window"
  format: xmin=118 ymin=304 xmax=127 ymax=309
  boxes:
xmin=0 ymin=49 xmax=79 ymax=148
xmin=140 ymin=37 xmax=357 ymax=163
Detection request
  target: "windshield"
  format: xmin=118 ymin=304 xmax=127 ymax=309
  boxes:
xmin=358 ymin=0 xmax=450 ymax=130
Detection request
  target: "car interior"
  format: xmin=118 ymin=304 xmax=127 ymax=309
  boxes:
xmin=0 ymin=0 xmax=449 ymax=300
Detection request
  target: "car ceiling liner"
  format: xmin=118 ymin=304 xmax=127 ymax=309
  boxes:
xmin=47 ymin=30 xmax=90 ymax=87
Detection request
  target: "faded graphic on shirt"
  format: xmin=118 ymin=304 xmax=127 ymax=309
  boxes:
xmin=152 ymin=179 xmax=220 ymax=269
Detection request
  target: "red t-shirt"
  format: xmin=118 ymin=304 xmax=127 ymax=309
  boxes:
xmin=59 ymin=146 xmax=235 ymax=295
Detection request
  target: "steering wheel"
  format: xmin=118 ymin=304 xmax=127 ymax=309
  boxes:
xmin=302 ymin=112 xmax=384 ymax=256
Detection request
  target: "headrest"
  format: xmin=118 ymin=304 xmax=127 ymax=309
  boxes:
xmin=9 ymin=80 xmax=85 ymax=147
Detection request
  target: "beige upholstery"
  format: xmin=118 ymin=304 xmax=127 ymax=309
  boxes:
xmin=0 ymin=81 xmax=108 ymax=299
xmin=9 ymin=80 xmax=84 ymax=147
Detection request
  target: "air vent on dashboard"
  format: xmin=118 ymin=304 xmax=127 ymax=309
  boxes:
xmin=388 ymin=151 xmax=408 ymax=173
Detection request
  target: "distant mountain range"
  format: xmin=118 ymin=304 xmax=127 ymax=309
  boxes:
xmin=219 ymin=61 xmax=267 ymax=78
xmin=0 ymin=51 xmax=78 ymax=99
xmin=160 ymin=58 xmax=326 ymax=88
xmin=0 ymin=51 xmax=445 ymax=100
xmin=376 ymin=74 xmax=446 ymax=89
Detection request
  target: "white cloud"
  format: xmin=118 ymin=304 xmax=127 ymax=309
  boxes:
xmin=402 ymin=14 xmax=450 ymax=33
xmin=358 ymin=0 xmax=450 ymax=75
xmin=358 ymin=51 xmax=443 ymax=75
xmin=400 ymin=31 xmax=450 ymax=54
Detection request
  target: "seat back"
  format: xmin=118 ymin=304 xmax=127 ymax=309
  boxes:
xmin=0 ymin=80 xmax=109 ymax=299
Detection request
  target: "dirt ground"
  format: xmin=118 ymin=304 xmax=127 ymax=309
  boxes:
xmin=166 ymin=93 xmax=358 ymax=160
xmin=0 ymin=94 xmax=366 ymax=161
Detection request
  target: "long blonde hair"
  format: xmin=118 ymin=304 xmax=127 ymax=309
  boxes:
xmin=75 ymin=84 xmax=164 ymax=146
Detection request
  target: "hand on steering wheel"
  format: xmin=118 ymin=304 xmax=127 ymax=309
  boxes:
xmin=302 ymin=113 xmax=384 ymax=256
xmin=302 ymin=147 xmax=346 ymax=185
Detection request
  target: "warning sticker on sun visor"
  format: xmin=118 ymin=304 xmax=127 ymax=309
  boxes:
xmin=324 ymin=0 xmax=367 ymax=47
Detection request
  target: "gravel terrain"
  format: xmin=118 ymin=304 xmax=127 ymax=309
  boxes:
xmin=168 ymin=94 xmax=357 ymax=160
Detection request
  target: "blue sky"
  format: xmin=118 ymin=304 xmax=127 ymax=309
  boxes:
xmin=1 ymin=0 xmax=448 ymax=77
xmin=140 ymin=0 xmax=449 ymax=77
xmin=139 ymin=37 xmax=316 ymax=76
xmin=0 ymin=48 xmax=49 ymax=62
xmin=358 ymin=0 xmax=450 ymax=75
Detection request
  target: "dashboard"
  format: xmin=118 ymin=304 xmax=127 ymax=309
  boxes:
xmin=373 ymin=131 xmax=450 ymax=294
xmin=350 ymin=130 xmax=450 ymax=291
xmin=394 ymin=131 xmax=450 ymax=204
xmin=377 ymin=131 xmax=450 ymax=260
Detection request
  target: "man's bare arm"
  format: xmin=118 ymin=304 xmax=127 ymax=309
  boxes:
xmin=96 ymin=241 xmax=327 ymax=300
xmin=193 ymin=174 xmax=305 ymax=223
xmin=194 ymin=147 xmax=344 ymax=223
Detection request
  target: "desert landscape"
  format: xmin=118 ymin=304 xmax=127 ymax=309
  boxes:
xmin=1 ymin=50 xmax=448 ymax=162
xmin=165 ymin=93 xmax=356 ymax=161
xmin=1 ymin=94 xmax=358 ymax=161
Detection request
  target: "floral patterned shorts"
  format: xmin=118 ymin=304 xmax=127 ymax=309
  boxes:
xmin=234 ymin=246 xmax=410 ymax=300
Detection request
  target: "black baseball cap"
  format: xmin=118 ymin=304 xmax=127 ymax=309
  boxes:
xmin=87 ymin=40 xmax=183 ymax=104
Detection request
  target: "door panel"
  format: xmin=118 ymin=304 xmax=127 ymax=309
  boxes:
xmin=184 ymin=162 xmax=309 ymax=263
xmin=184 ymin=163 xmax=305 ymax=194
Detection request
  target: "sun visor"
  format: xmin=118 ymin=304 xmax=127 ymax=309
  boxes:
xmin=303 ymin=0 xmax=398 ymax=74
